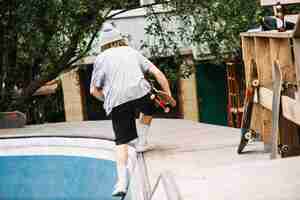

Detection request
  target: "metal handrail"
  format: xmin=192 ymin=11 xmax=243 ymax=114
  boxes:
xmin=122 ymin=152 xmax=151 ymax=200
xmin=149 ymin=171 xmax=182 ymax=200
xmin=124 ymin=150 xmax=182 ymax=200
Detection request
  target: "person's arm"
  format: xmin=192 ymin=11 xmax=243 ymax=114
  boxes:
xmin=135 ymin=50 xmax=172 ymax=96
xmin=148 ymin=65 xmax=172 ymax=97
xmin=90 ymin=56 xmax=105 ymax=101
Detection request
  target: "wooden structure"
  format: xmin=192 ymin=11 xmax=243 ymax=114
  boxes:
xmin=240 ymin=14 xmax=300 ymax=157
xmin=61 ymin=68 xmax=86 ymax=122
xmin=226 ymin=62 xmax=244 ymax=128
xmin=178 ymin=48 xmax=199 ymax=122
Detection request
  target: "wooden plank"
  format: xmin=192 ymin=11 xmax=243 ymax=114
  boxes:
xmin=61 ymin=69 xmax=85 ymax=122
xmin=241 ymin=37 xmax=255 ymax=84
xmin=259 ymin=87 xmax=273 ymax=110
xmin=269 ymin=38 xmax=295 ymax=82
xmin=262 ymin=109 xmax=273 ymax=152
xmin=255 ymin=38 xmax=273 ymax=86
xmin=254 ymin=38 xmax=273 ymax=146
xmin=261 ymin=0 xmax=300 ymax=6
xmin=282 ymin=95 xmax=300 ymax=126
xmin=241 ymin=30 xmax=293 ymax=38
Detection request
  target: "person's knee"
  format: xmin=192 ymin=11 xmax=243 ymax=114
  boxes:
xmin=139 ymin=113 xmax=152 ymax=125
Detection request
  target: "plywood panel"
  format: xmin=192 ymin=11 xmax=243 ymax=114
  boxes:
xmin=259 ymin=87 xmax=273 ymax=111
xmin=241 ymin=37 xmax=255 ymax=84
xmin=241 ymin=30 xmax=293 ymax=38
xmin=254 ymin=37 xmax=273 ymax=146
xmin=254 ymin=38 xmax=272 ymax=86
xmin=262 ymin=109 xmax=273 ymax=152
xmin=61 ymin=70 xmax=85 ymax=122
xmin=269 ymin=38 xmax=296 ymax=82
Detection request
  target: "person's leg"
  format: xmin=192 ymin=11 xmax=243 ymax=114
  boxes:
xmin=111 ymin=102 xmax=137 ymax=196
xmin=136 ymin=113 xmax=152 ymax=147
xmin=112 ymin=144 xmax=129 ymax=196
xmin=135 ymin=94 xmax=155 ymax=152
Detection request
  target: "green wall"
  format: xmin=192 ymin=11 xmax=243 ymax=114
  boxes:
xmin=196 ymin=62 xmax=228 ymax=126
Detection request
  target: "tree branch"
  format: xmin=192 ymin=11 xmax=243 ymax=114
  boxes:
xmin=66 ymin=8 xmax=114 ymax=67
xmin=105 ymin=1 xmax=169 ymax=20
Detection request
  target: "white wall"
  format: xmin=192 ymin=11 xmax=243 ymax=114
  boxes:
xmin=90 ymin=6 xmax=196 ymax=58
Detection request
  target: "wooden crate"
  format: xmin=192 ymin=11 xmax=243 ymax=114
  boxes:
xmin=240 ymin=15 xmax=300 ymax=156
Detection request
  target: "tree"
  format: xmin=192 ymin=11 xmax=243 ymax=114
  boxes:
xmin=144 ymin=0 xmax=261 ymax=62
xmin=0 ymin=0 xmax=161 ymax=112
xmin=1 ymin=0 xmax=281 ymax=115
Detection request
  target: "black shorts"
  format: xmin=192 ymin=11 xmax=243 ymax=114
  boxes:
xmin=111 ymin=94 xmax=155 ymax=145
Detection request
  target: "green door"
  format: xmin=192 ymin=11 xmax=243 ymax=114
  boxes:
xmin=196 ymin=62 xmax=227 ymax=126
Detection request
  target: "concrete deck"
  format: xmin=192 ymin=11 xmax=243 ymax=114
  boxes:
xmin=0 ymin=119 xmax=299 ymax=199
xmin=145 ymin=119 xmax=300 ymax=200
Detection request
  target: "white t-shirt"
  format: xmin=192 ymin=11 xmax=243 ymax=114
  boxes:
xmin=90 ymin=46 xmax=154 ymax=115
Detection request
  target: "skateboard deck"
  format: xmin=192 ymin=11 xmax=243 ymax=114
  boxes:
xmin=150 ymin=86 xmax=176 ymax=113
xmin=0 ymin=111 xmax=26 ymax=128
xmin=270 ymin=60 xmax=282 ymax=159
xmin=278 ymin=79 xmax=300 ymax=157
xmin=237 ymin=59 xmax=259 ymax=154
xmin=293 ymin=15 xmax=300 ymax=100
xmin=293 ymin=14 xmax=300 ymax=38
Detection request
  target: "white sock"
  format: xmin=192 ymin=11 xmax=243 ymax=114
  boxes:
xmin=116 ymin=164 xmax=128 ymax=184
xmin=137 ymin=124 xmax=150 ymax=146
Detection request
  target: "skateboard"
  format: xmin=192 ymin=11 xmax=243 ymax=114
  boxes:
xmin=0 ymin=111 xmax=26 ymax=128
xmin=150 ymin=86 xmax=176 ymax=113
xmin=279 ymin=81 xmax=299 ymax=157
xmin=237 ymin=59 xmax=260 ymax=154
xmin=270 ymin=60 xmax=283 ymax=159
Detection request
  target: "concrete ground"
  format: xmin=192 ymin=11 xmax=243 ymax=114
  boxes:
xmin=145 ymin=119 xmax=300 ymax=200
xmin=0 ymin=119 xmax=300 ymax=200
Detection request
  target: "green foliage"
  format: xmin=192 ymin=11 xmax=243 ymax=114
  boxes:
xmin=144 ymin=0 xmax=261 ymax=62
xmin=0 ymin=0 xmax=145 ymax=113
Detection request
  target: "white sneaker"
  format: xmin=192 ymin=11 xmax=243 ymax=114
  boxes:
xmin=112 ymin=166 xmax=129 ymax=197
xmin=112 ymin=180 xmax=127 ymax=197
xmin=135 ymin=143 xmax=154 ymax=153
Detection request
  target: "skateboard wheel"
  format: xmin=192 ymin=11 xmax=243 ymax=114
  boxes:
xmin=164 ymin=107 xmax=170 ymax=113
xmin=281 ymin=145 xmax=289 ymax=153
xmin=150 ymin=94 xmax=155 ymax=100
xmin=252 ymin=79 xmax=259 ymax=87
xmin=245 ymin=131 xmax=252 ymax=140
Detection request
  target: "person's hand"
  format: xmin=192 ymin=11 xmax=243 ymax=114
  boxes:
xmin=165 ymin=89 xmax=172 ymax=98
xmin=90 ymin=86 xmax=104 ymax=101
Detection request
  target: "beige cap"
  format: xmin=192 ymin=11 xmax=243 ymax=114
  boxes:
xmin=99 ymin=23 xmax=123 ymax=47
